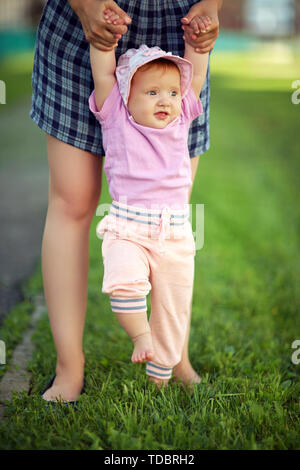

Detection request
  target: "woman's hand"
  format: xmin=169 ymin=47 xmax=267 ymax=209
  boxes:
xmin=181 ymin=0 xmax=220 ymax=53
xmin=68 ymin=0 xmax=131 ymax=51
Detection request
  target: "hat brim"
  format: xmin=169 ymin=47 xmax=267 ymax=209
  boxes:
xmin=117 ymin=51 xmax=193 ymax=106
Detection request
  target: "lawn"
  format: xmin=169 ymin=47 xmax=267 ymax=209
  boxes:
xmin=0 ymin=47 xmax=299 ymax=450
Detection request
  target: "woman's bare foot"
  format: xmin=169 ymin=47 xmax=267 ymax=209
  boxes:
xmin=42 ymin=363 xmax=85 ymax=402
xmin=148 ymin=376 xmax=169 ymax=389
xmin=42 ymin=378 xmax=84 ymax=402
xmin=172 ymin=361 xmax=201 ymax=385
xmin=131 ymin=332 xmax=155 ymax=364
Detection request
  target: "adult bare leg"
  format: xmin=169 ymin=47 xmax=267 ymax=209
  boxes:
xmin=42 ymin=134 xmax=102 ymax=402
xmin=173 ymin=155 xmax=201 ymax=385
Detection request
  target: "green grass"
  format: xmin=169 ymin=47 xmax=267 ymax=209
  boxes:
xmin=0 ymin=49 xmax=299 ymax=449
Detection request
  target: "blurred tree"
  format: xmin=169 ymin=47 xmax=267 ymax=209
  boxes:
xmin=27 ymin=0 xmax=46 ymax=27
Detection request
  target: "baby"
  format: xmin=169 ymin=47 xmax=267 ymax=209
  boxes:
xmin=89 ymin=11 xmax=209 ymax=387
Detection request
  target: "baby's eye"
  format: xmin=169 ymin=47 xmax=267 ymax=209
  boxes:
xmin=147 ymin=90 xmax=157 ymax=95
xmin=170 ymin=91 xmax=178 ymax=96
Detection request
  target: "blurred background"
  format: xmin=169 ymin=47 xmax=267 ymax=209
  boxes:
xmin=0 ymin=0 xmax=299 ymax=58
xmin=0 ymin=0 xmax=299 ymax=324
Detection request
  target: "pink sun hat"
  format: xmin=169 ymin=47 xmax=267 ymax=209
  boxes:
xmin=116 ymin=44 xmax=193 ymax=106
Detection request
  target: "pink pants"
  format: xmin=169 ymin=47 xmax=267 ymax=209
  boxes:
xmin=97 ymin=200 xmax=195 ymax=380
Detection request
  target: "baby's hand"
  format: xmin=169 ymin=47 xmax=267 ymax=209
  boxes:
xmin=182 ymin=1 xmax=219 ymax=54
xmin=104 ymin=8 xmax=127 ymax=26
xmin=103 ymin=8 xmax=128 ymax=40
xmin=188 ymin=15 xmax=212 ymax=36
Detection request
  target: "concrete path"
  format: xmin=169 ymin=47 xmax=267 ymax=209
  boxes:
xmin=0 ymin=294 xmax=47 ymax=419
xmin=0 ymin=96 xmax=48 ymax=325
xmin=0 ymin=96 xmax=49 ymax=415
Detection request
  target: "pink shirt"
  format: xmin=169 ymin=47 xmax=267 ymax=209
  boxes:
xmin=89 ymin=82 xmax=203 ymax=209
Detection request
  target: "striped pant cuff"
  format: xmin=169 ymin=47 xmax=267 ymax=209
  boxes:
xmin=110 ymin=297 xmax=147 ymax=314
xmin=146 ymin=362 xmax=173 ymax=379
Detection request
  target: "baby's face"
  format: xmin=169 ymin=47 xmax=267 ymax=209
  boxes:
xmin=127 ymin=66 xmax=182 ymax=129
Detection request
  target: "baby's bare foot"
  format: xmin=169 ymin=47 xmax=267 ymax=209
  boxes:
xmin=131 ymin=332 xmax=155 ymax=364
xmin=148 ymin=376 xmax=169 ymax=389
xmin=173 ymin=362 xmax=202 ymax=385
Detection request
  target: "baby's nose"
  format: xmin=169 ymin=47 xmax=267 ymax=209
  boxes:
xmin=158 ymin=95 xmax=170 ymax=106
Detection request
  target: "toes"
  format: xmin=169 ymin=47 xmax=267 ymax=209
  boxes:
xmin=132 ymin=350 xmax=154 ymax=363
xmin=132 ymin=352 xmax=144 ymax=363
xmin=132 ymin=354 xmax=138 ymax=363
xmin=146 ymin=350 xmax=155 ymax=361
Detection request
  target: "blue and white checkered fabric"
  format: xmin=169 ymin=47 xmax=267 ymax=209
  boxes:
xmin=30 ymin=0 xmax=210 ymax=157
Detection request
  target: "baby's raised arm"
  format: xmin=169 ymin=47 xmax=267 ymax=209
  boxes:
xmin=90 ymin=7 xmax=131 ymax=110
xmin=184 ymin=32 xmax=209 ymax=98
xmin=90 ymin=44 xmax=117 ymax=111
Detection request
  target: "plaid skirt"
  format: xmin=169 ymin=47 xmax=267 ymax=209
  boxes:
xmin=30 ymin=0 xmax=210 ymax=157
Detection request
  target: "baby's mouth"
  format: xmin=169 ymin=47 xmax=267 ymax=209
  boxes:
xmin=154 ymin=111 xmax=169 ymax=120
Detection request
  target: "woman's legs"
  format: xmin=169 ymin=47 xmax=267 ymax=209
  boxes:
xmin=42 ymin=134 xmax=102 ymax=402
xmin=173 ymin=155 xmax=202 ymax=385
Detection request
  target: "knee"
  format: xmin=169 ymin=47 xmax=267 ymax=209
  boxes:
xmin=50 ymin=188 xmax=101 ymax=222
xmin=102 ymin=240 xmax=151 ymax=296
xmin=103 ymin=279 xmax=151 ymax=299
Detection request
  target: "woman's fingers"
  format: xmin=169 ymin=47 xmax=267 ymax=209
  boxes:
xmin=195 ymin=45 xmax=214 ymax=53
xmin=88 ymin=21 xmax=128 ymax=46
xmin=87 ymin=27 xmax=118 ymax=49
xmin=182 ymin=12 xmax=218 ymax=40
xmin=107 ymin=22 xmax=128 ymax=35
xmin=78 ymin=1 xmax=131 ymax=48
xmin=183 ymin=26 xmax=216 ymax=53
xmin=183 ymin=24 xmax=216 ymax=43
xmin=194 ymin=39 xmax=215 ymax=53
xmin=88 ymin=35 xmax=116 ymax=50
